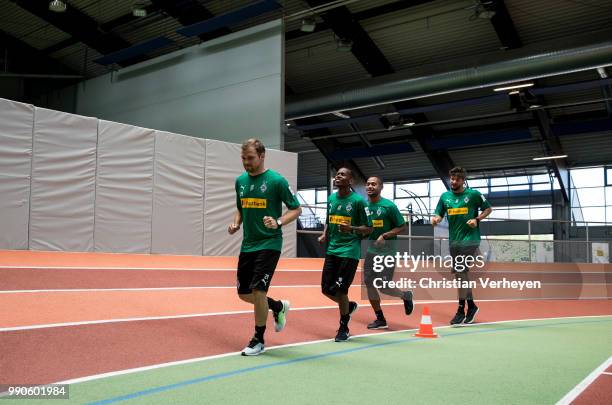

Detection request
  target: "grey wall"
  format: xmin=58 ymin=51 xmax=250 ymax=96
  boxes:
xmin=74 ymin=20 xmax=284 ymax=149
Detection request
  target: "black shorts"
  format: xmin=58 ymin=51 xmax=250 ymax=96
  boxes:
xmin=449 ymin=244 xmax=480 ymax=273
xmin=237 ymin=249 xmax=281 ymax=294
xmin=321 ymin=254 xmax=359 ymax=295
xmin=363 ymin=252 xmax=396 ymax=287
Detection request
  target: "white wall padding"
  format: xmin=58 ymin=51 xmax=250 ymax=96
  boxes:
xmin=94 ymin=120 xmax=154 ymax=253
xmin=29 ymin=108 xmax=98 ymax=251
xmin=203 ymin=139 xmax=298 ymax=257
xmin=151 ymin=131 xmax=205 ymax=255
xmin=0 ymin=98 xmax=34 ymax=250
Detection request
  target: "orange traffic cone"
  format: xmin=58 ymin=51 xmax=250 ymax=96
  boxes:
xmin=414 ymin=306 xmax=438 ymax=338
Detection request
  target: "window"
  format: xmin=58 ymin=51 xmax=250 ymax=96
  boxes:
xmin=580 ymin=207 xmax=606 ymax=223
xmin=571 ymin=167 xmax=604 ymax=187
xmin=396 ymin=182 xmax=428 ymax=198
xmin=607 ymin=167 xmax=612 ymax=186
xmin=381 ymin=182 xmax=394 ymax=199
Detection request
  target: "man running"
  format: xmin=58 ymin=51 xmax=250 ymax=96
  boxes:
xmin=318 ymin=167 xmax=372 ymax=342
xmin=229 ymin=138 xmax=302 ymax=356
xmin=432 ymin=167 xmax=492 ymax=325
xmin=364 ymin=176 xmax=414 ymax=330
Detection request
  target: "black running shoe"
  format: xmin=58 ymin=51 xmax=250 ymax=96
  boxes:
xmin=367 ymin=318 xmax=388 ymax=330
xmin=335 ymin=327 xmax=350 ymax=342
xmin=402 ymin=290 xmax=414 ymax=315
xmin=450 ymin=310 xmax=466 ymax=326
xmin=464 ymin=305 xmax=479 ymax=324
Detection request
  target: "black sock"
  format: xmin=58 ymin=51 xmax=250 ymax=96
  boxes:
xmin=255 ymin=325 xmax=266 ymax=343
xmin=267 ymin=297 xmax=283 ymax=313
xmin=467 ymin=299 xmax=476 ymax=309
xmin=375 ymin=310 xmax=385 ymax=320
xmin=340 ymin=314 xmax=350 ymax=328
xmin=458 ymin=299 xmax=466 ymax=312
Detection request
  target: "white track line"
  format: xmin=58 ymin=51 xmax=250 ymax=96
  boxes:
xmin=602 ymin=372 xmax=612 ymax=376
xmin=52 ymin=314 xmax=612 ymax=387
xmin=0 ymin=302 xmax=425 ymax=332
xmin=556 ymin=355 xmax=612 ymax=405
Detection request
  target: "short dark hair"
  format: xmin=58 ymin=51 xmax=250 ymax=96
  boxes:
xmin=449 ymin=167 xmax=467 ymax=179
xmin=337 ymin=167 xmax=353 ymax=178
xmin=241 ymin=138 xmax=265 ymax=155
xmin=367 ymin=175 xmax=383 ymax=184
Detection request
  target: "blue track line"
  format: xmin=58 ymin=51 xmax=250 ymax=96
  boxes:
xmin=88 ymin=317 xmax=612 ymax=405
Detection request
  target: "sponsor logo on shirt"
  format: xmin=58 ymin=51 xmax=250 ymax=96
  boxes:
xmin=372 ymin=219 xmax=384 ymax=228
xmin=448 ymin=207 xmax=469 ymax=215
xmin=241 ymin=198 xmax=267 ymax=209
xmin=329 ymin=215 xmax=352 ymax=225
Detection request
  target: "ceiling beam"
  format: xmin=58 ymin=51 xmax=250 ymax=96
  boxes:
xmin=150 ymin=0 xmax=232 ymax=42
xmin=488 ymin=0 xmax=522 ymax=49
xmin=533 ymin=109 xmax=570 ymax=202
xmin=15 ymin=0 xmax=146 ymax=67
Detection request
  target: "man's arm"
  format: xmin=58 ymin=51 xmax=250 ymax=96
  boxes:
xmin=228 ymin=210 xmax=242 ymax=234
xmin=263 ymin=207 xmax=302 ymax=229
xmin=381 ymin=223 xmax=406 ymax=240
xmin=318 ymin=223 xmax=328 ymax=243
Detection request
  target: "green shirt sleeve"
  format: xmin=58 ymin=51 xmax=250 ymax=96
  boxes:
xmin=434 ymin=196 xmax=446 ymax=218
xmin=390 ymin=204 xmax=406 ymax=227
xmin=277 ymin=177 xmax=300 ymax=210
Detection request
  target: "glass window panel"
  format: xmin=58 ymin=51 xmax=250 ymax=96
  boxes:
xmin=490 ymin=185 xmax=509 ymax=193
xmin=606 ymin=206 xmax=612 ymax=223
xmin=316 ymin=189 xmax=327 ymax=203
xmin=396 ymin=182 xmax=428 ymax=197
xmin=490 ymin=177 xmax=507 ymax=186
xmin=576 ymin=188 xmax=605 ymax=206
xmin=508 ymin=184 xmax=529 ymax=191
xmin=298 ymin=189 xmax=316 ymax=205
xmin=606 ymin=187 xmax=612 ymax=205
xmin=381 ymin=183 xmax=394 ymax=199
xmin=509 ymin=209 xmax=530 ymax=220
xmin=532 ymin=183 xmax=551 ymax=191
xmin=552 ymin=177 xmax=560 ymax=189
xmin=429 ymin=180 xmax=447 ymax=196
xmin=581 ymin=207 xmax=606 ymax=223
xmin=530 ymin=207 xmax=552 ymax=219
xmin=607 ymin=168 xmax=612 ymax=186
xmin=571 ymin=167 xmax=604 ymax=187
xmin=531 ymin=174 xmax=550 ymax=183
xmin=468 ymin=179 xmax=488 ymax=188
xmin=507 ymin=176 xmax=528 ymax=185
xmin=474 ymin=187 xmax=489 ymax=194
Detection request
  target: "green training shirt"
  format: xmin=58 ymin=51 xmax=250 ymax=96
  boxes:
xmin=367 ymin=197 xmax=406 ymax=255
xmin=434 ymin=187 xmax=492 ymax=247
xmin=235 ymin=169 xmax=300 ymax=252
xmin=326 ymin=191 xmax=371 ymax=260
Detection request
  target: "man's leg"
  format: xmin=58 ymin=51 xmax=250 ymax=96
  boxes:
xmin=364 ymin=253 xmax=387 ymax=329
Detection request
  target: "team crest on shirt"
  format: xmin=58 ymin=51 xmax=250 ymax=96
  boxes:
xmin=464 ymin=196 xmax=469 ymax=203
xmin=337 ymin=204 xmax=342 ymax=211
xmin=455 ymin=198 xmax=458 ymax=203
xmin=377 ymin=207 xmax=382 ymax=216
xmin=260 ymin=180 xmax=267 ymax=193
xmin=250 ymin=184 xmax=255 ymax=191
xmin=346 ymin=203 xmax=352 ymax=213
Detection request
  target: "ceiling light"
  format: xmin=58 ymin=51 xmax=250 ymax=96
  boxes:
xmin=132 ymin=1 xmax=148 ymax=17
xmin=48 ymin=0 xmax=67 ymax=12
xmin=597 ymin=67 xmax=608 ymax=78
xmin=336 ymin=38 xmax=353 ymax=52
xmin=300 ymin=17 xmax=316 ymax=33
xmin=532 ymin=155 xmax=568 ymax=161
xmin=529 ymin=104 xmax=542 ymax=109
xmin=494 ymin=82 xmax=534 ymax=92
xmin=331 ymin=111 xmax=350 ymax=119
xmin=508 ymin=90 xmax=520 ymax=95
xmin=403 ymin=121 xmax=416 ymax=126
